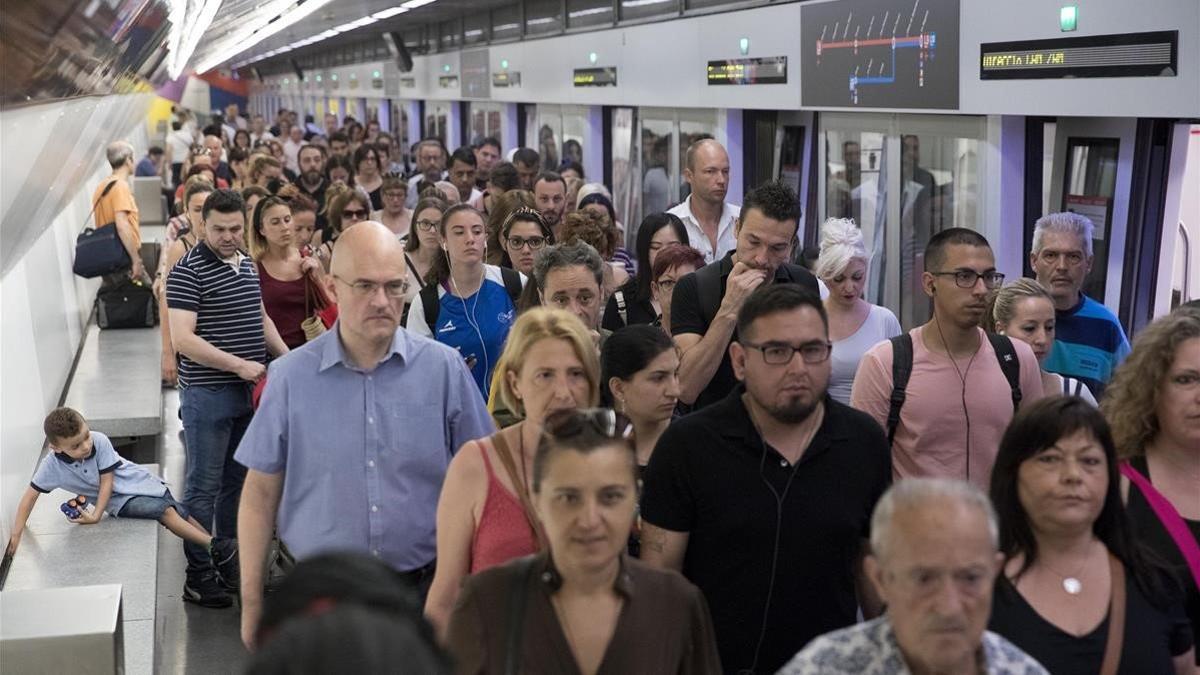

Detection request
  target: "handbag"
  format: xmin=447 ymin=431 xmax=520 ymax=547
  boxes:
xmin=96 ymin=277 xmax=157 ymax=329
xmin=300 ymin=274 xmax=337 ymax=342
xmin=73 ymin=180 xmax=132 ymax=278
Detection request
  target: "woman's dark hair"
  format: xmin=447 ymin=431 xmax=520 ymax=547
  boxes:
xmin=186 ymin=163 xmax=216 ymax=182
xmin=578 ymin=192 xmax=617 ymax=226
xmin=497 ymin=205 xmax=552 ymax=270
xmin=990 ymin=395 xmax=1171 ymax=606
xmin=533 ymin=408 xmax=636 ymax=493
xmin=407 ymin=196 xmax=447 ymax=253
xmin=233 ymin=129 xmax=251 ymax=149
xmin=600 ymin=325 xmax=676 ymax=406
xmin=559 ymin=159 xmax=584 ymax=179
xmin=488 ymin=162 xmax=520 ymax=192
xmin=628 ymin=212 xmax=688 ymax=301
xmin=324 ymin=154 xmax=355 ymax=185
xmin=227 ymin=146 xmax=249 ymax=166
xmin=425 ymin=203 xmax=485 ymax=286
xmin=352 ymin=144 xmax=381 ymax=174
xmin=240 ymin=185 xmax=271 ymax=205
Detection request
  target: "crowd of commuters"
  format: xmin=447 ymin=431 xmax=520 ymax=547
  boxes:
xmin=27 ymin=106 xmax=1199 ymax=675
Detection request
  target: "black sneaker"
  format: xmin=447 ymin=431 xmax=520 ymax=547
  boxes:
xmin=183 ymin=572 xmax=232 ymax=608
xmin=209 ymin=537 xmax=240 ymax=591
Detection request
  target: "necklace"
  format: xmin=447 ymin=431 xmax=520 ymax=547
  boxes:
xmin=1041 ymin=539 xmax=1094 ymax=595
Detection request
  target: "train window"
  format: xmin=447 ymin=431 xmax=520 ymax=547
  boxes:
xmin=1062 ymin=137 xmax=1119 ymax=302
xmin=464 ymin=13 xmax=488 ymax=45
xmin=562 ymin=109 xmax=587 ymax=171
xmin=641 ymin=116 xmax=675 ymax=216
xmin=491 ymin=5 xmax=522 ymax=42
xmin=569 ymin=0 xmax=615 ymax=28
xmin=439 ymin=19 xmax=461 ymax=51
xmin=620 ymin=0 xmax=679 ymax=22
xmin=526 ymin=0 xmax=564 ymax=35
xmin=686 ymin=0 xmax=745 ymax=8
xmin=611 ymin=108 xmax=638 ymax=234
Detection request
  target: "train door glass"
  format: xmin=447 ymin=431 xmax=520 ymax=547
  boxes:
xmin=611 ymin=107 xmax=637 ymax=235
xmin=561 ymin=106 xmax=588 ymax=173
xmin=678 ymin=111 xmax=719 ymax=204
xmin=469 ymin=102 xmax=503 ymax=146
xmin=537 ymin=106 xmax=564 ymax=170
xmin=640 ymin=114 xmax=675 ymax=217
xmin=425 ymin=101 xmax=450 ymax=146
xmin=1062 ymin=137 xmax=1119 ymax=301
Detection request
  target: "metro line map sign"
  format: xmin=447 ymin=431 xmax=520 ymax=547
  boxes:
xmin=801 ymin=0 xmax=960 ymax=109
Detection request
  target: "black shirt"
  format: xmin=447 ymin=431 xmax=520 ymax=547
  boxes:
xmin=640 ymin=387 xmax=891 ymax=674
xmin=989 ymin=571 xmax=1192 ymax=675
xmin=670 ymin=252 xmax=819 ymax=410
xmin=602 ymin=279 xmax=659 ymax=331
xmin=294 ymin=177 xmax=329 ymax=234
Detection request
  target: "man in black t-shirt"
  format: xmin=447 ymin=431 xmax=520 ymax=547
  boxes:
xmin=641 ymin=284 xmax=891 ymax=674
xmin=670 ymin=181 xmax=818 ymax=410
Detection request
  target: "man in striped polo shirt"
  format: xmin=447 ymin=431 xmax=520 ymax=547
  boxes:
xmin=166 ymin=189 xmax=289 ymax=608
xmin=1030 ymin=211 xmax=1131 ymax=400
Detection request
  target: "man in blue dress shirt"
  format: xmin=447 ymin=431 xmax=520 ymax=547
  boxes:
xmin=235 ymin=221 xmax=494 ymax=649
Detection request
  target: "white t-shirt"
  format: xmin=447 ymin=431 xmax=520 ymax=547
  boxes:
xmin=828 ymin=304 xmax=901 ymax=405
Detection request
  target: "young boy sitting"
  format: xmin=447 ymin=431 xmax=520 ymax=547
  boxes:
xmin=6 ymin=407 xmax=239 ymax=595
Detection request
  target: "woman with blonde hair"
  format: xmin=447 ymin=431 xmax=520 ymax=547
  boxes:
xmin=986 ymin=278 xmax=1097 ymax=404
xmin=815 ymin=217 xmax=900 ymax=404
xmin=1103 ymin=307 xmax=1200 ymax=664
xmin=424 ymin=307 xmax=600 ymax=638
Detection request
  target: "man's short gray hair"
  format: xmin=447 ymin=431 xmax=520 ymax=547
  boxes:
xmin=532 ymin=241 xmax=604 ymax=292
xmin=869 ymin=478 xmax=998 ymax=562
xmin=1032 ymin=211 xmax=1094 ymax=258
xmin=106 ymin=141 xmax=134 ymax=169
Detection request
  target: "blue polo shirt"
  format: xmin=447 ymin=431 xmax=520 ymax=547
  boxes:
xmin=30 ymin=432 xmax=167 ymax=516
xmin=1042 ymin=294 xmax=1131 ymax=400
xmin=234 ymin=325 xmax=495 ymax=571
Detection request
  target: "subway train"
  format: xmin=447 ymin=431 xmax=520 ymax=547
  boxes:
xmin=1 ymin=0 xmax=1198 ymax=673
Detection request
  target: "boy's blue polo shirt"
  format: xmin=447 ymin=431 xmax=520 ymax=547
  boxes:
xmin=31 ymin=431 xmax=168 ymax=516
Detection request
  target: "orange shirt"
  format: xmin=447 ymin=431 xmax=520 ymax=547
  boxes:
xmin=92 ymin=177 xmax=140 ymax=250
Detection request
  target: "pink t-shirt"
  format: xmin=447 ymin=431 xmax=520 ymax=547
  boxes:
xmin=849 ymin=327 xmax=1043 ymax=491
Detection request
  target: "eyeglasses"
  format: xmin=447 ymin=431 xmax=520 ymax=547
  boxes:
xmin=1037 ymin=250 xmax=1086 ymax=267
xmin=414 ymin=219 xmax=439 ymax=232
xmin=332 ymin=274 xmax=409 ymax=298
xmin=507 ymin=235 xmax=546 ymax=250
xmin=542 ymin=408 xmax=633 ymax=444
xmin=342 ymin=208 xmax=369 ymax=220
xmin=930 ymin=270 xmax=1006 ymax=289
xmin=742 ymin=340 xmax=832 ymax=365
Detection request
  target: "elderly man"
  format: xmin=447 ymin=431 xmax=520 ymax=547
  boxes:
xmin=1030 ymin=212 xmax=1130 ymax=399
xmin=532 ymin=241 xmax=606 ymax=337
xmin=779 ymin=478 xmax=1048 ymax=675
xmin=234 ymin=221 xmax=494 ymax=649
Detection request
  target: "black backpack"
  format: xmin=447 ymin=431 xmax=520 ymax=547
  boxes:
xmin=885 ymin=332 xmax=1022 ymax=447
xmin=420 ymin=266 xmax=524 ymax=334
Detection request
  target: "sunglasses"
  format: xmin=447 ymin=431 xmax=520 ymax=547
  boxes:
xmin=342 ymin=209 xmax=369 ymax=220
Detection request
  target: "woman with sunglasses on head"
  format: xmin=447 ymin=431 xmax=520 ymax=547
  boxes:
xmin=445 ymin=407 xmax=721 ymax=675
xmin=405 ymin=204 xmax=527 ymax=401
xmin=315 ymin=187 xmax=372 ymax=272
xmin=425 ymin=308 xmax=600 ymax=638
xmin=987 ymin=396 xmax=1194 ymax=675
xmin=602 ymin=213 xmax=689 ymax=332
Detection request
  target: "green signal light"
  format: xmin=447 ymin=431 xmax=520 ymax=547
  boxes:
xmin=1060 ymin=6 xmax=1077 ymax=31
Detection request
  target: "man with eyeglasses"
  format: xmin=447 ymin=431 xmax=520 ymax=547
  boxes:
xmin=641 ymin=283 xmax=892 ymax=674
xmin=850 ymin=228 xmax=1043 ymax=491
xmin=235 ymin=221 xmax=493 ymax=650
xmin=1029 ymin=212 xmax=1130 ymax=399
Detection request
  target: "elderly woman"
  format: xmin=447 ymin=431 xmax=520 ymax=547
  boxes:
xmin=1103 ymin=307 xmax=1200 ymax=665
xmin=815 ymin=217 xmax=900 ymax=405
xmin=987 ymin=278 xmax=1097 ymax=403
xmin=987 ymin=396 xmax=1194 ymax=674
xmin=445 ymin=407 xmax=722 ymax=675
xmin=424 ymin=308 xmax=600 ymax=637
xmin=602 ymin=212 xmax=689 ymax=331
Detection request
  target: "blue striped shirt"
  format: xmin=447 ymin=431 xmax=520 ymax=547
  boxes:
xmin=165 ymin=242 xmax=265 ymax=388
xmin=1043 ymin=294 xmax=1130 ymax=400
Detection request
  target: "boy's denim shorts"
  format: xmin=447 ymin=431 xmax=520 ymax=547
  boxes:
xmin=117 ymin=490 xmax=190 ymax=521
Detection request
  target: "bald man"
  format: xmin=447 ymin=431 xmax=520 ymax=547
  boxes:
xmin=667 ymin=139 xmax=740 ymax=264
xmin=234 ymin=222 xmax=494 ymax=649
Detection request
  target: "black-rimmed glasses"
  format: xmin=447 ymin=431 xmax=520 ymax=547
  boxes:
xmin=742 ymin=340 xmax=832 ymax=365
xmin=930 ymin=270 xmax=1006 ymax=289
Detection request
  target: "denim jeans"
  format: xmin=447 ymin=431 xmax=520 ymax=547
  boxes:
xmin=180 ymin=382 xmax=252 ymax=575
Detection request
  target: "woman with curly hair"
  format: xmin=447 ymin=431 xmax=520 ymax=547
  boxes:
xmin=560 ymin=208 xmax=627 ymax=298
xmin=1102 ymin=306 xmax=1200 ymax=664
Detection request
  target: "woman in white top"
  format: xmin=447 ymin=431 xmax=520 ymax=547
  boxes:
xmin=816 ymin=218 xmax=901 ymax=405
xmin=987 ymin=278 xmax=1098 ymax=404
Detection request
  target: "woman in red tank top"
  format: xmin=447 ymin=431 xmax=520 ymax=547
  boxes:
xmin=248 ymin=195 xmax=324 ymax=349
xmin=424 ymin=308 xmax=601 ymax=638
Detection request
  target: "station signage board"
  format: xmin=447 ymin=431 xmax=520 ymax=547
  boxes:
xmin=707 ymin=56 xmax=788 ymax=85
xmin=980 ymin=30 xmax=1177 ymax=79
xmin=493 ymin=71 xmax=521 ymax=87
xmin=573 ymin=67 xmax=617 ymax=87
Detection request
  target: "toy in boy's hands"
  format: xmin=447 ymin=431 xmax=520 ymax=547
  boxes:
xmin=61 ymin=501 xmax=82 ymax=519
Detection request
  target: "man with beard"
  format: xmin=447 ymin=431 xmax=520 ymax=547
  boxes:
xmin=473 ymin=136 xmax=500 ymax=190
xmin=293 ymin=144 xmax=329 ymax=234
xmin=641 ymin=283 xmax=890 ymax=674
xmin=670 ymin=181 xmax=818 ymax=409
xmin=532 ymin=170 xmax=567 ymax=240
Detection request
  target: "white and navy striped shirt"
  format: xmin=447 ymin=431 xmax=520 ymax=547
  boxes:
xmin=165 ymin=241 xmax=265 ymax=387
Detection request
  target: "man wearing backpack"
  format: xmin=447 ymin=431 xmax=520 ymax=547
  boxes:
xmin=850 ymin=228 xmax=1043 ymax=490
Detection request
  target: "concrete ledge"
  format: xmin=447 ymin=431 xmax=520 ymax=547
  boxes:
xmin=64 ymin=324 xmax=162 ymax=438
xmin=0 ymin=584 xmax=124 ymax=675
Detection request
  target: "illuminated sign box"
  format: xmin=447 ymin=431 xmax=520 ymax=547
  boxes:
xmin=573 ymin=67 xmax=617 ymax=87
xmin=980 ymin=30 xmax=1177 ymax=79
xmin=708 ymin=56 xmax=788 ymax=85
xmin=438 ymin=75 xmax=459 ymax=88
xmin=493 ymin=72 xmax=521 ymax=87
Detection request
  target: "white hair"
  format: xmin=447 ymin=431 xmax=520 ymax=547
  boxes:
xmin=576 ymin=182 xmax=612 ymax=210
xmin=106 ymin=141 xmax=134 ymax=169
xmin=1032 ymin=211 xmax=1094 ymax=257
xmin=869 ymin=478 xmax=998 ymax=562
xmin=814 ymin=217 xmax=868 ymax=280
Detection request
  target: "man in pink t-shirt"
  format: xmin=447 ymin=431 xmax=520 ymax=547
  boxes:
xmin=851 ymin=229 xmax=1043 ymax=490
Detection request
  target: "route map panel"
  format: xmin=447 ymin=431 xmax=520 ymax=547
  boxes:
xmin=801 ymin=0 xmax=960 ymax=109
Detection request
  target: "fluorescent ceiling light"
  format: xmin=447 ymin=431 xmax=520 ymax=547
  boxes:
xmin=372 ymin=6 xmax=408 ymax=19
xmin=621 ymin=0 xmax=673 ymax=6
xmin=527 ymin=17 xmax=555 ymax=25
xmin=401 ymin=0 xmax=436 ymax=8
xmin=167 ymin=0 xmax=222 ymax=79
xmin=194 ymin=0 xmax=336 ymax=73
xmin=569 ymin=7 xmax=611 ymax=18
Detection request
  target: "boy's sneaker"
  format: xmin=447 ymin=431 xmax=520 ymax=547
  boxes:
xmin=183 ymin=572 xmax=232 ymax=608
xmin=209 ymin=537 xmax=240 ymax=591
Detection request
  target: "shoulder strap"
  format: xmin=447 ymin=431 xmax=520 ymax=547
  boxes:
xmin=499 ymin=266 xmax=523 ymax=306
xmin=886 ymin=333 xmax=914 ymax=448
xmin=1120 ymin=461 xmax=1200 ymax=589
xmin=81 ymin=179 xmax=120 ymax=233
xmin=986 ymin=333 xmax=1022 ymax=411
xmin=1099 ymin=553 xmax=1126 ymax=675
xmin=696 ymin=264 xmax=722 ymax=327
xmin=419 ymin=283 xmax=440 ymax=334
xmin=490 ymin=433 xmax=548 ymax=552
xmin=504 ymin=557 xmax=536 ymax=675
xmin=614 ymin=290 xmax=628 ymax=326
